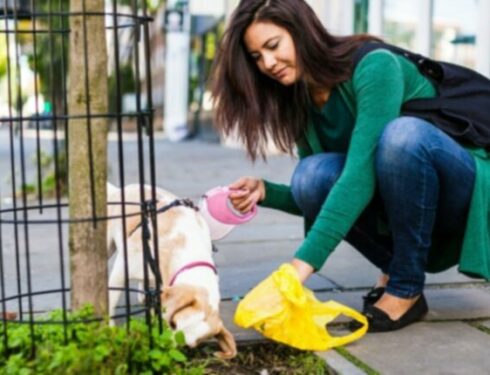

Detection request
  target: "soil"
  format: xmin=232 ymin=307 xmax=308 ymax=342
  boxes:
xmin=185 ymin=341 xmax=336 ymax=375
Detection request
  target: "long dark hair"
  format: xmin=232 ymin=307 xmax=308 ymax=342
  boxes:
xmin=211 ymin=0 xmax=380 ymax=160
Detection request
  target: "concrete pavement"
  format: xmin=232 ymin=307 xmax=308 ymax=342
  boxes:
xmin=163 ymin=137 xmax=490 ymax=375
xmin=1 ymin=131 xmax=489 ymax=374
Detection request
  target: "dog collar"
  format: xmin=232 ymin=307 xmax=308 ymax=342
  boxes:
xmin=169 ymin=261 xmax=218 ymax=287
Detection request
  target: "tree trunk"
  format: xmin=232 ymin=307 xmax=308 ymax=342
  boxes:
xmin=68 ymin=0 xmax=108 ymax=315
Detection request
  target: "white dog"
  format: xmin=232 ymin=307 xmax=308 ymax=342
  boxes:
xmin=106 ymin=183 xmax=236 ymax=359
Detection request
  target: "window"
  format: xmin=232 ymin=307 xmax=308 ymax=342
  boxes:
xmin=354 ymin=0 xmax=369 ymax=34
xmin=432 ymin=0 xmax=477 ymax=68
xmin=382 ymin=0 xmax=418 ymax=50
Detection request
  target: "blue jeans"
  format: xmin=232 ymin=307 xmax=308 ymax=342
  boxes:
xmin=290 ymin=117 xmax=476 ymax=298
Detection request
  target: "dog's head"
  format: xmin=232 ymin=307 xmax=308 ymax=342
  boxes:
xmin=162 ymin=284 xmax=237 ymax=359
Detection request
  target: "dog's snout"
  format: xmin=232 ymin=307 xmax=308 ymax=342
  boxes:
xmin=187 ymin=340 xmax=198 ymax=348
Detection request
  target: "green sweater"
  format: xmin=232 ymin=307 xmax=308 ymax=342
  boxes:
xmin=260 ymin=49 xmax=490 ymax=280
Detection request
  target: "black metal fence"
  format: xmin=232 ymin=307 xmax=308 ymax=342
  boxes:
xmin=0 ymin=0 xmax=164 ymax=366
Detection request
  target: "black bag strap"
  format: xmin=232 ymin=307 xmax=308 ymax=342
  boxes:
xmin=352 ymin=41 xmax=444 ymax=84
xmin=352 ymin=41 xmax=490 ymax=149
xmin=352 ymin=41 xmax=446 ymax=111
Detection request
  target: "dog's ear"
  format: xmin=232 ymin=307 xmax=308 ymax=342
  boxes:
xmin=214 ymin=324 xmax=237 ymax=359
xmin=162 ymin=286 xmax=196 ymax=327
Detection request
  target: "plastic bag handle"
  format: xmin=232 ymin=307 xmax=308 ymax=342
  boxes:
xmin=313 ymin=300 xmax=368 ymax=349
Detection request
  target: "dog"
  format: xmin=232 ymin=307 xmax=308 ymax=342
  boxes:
xmin=106 ymin=183 xmax=236 ymax=359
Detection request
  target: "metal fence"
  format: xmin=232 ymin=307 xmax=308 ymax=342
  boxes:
xmin=0 ymin=0 xmax=163 ymax=365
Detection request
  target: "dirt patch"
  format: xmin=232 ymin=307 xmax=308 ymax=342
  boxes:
xmin=185 ymin=341 xmax=335 ymax=374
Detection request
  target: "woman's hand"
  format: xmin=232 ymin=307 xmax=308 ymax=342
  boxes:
xmin=290 ymin=258 xmax=314 ymax=283
xmin=228 ymin=177 xmax=265 ymax=213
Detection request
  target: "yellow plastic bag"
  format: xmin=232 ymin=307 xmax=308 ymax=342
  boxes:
xmin=234 ymin=263 xmax=368 ymax=351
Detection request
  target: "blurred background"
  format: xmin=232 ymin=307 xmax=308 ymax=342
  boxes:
xmin=0 ymin=0 xmax=489 ymax=142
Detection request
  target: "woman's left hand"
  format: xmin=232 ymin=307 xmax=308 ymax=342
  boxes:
xmin=228 ymin=176 xmax=265 ymax=213
xmin=290 ymin=258 xmax=314 ymax=283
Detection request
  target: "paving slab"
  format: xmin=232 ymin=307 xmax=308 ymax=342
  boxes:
xmin=146 ymin=140 xmax=296 ymax=195
xmin=316 ymin=350 xmax=366 ymax=375
xmin=425 ymin=269 xmax=486 ymax=285
xmin=215 ymin=240 xmax=335 ymax=298
xmin=317 ymin=241 xmax=486 ymax=289
xmin=219 ymin=299 xmax=263 ymax=342
xmin=315 ymin=291 xmax=367 ymax=321
xmin=315 ymin=287 xmax=490 ymax=322
xmin=317 ymin=242 xmax=380 ymax=289
xmin=4 ymin=134 xmax=490 ymax=375
xmin=219 ymin=221 xmax=303 ymax=244
xmin=346 ymin=322 xmax=490 ymax=375
xmin=218 ymin=262 xmax=335 ymax=299
xmin=219 ymin=292 xmax=363 ymax=343
xmin=219 ymin=293 xmax=352 ymax=343
xmin=108 ymin=137 xmax=296 ymax=201
xmin=425 ymin=287 xmax=490 ymax=320
xmin=214 ymin=239 xmax=302 ymax=266
xmin=220 ymin=290 xmax=490 ymax=370
xmin=0 ymin=216 xmax=70 ymax=312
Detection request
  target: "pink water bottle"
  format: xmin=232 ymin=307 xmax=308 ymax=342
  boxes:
xmin=199 ymin=186 xmax=258 ymax=240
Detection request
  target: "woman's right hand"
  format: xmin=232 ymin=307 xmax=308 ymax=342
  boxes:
xmin=228 ymin=177 xmax=265 ymax=214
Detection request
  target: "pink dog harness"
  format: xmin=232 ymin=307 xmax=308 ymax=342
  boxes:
xmin=169 ymin=261 xmax=218 ymax=287
xmin=115 ymin=198 xmax=219 ymax=300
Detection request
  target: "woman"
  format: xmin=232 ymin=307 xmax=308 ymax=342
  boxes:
xmin=211 ymin=0 xmax=489 ymax=332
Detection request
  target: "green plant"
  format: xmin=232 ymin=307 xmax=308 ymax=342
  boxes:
xmin=0 ymin=35 xmax=7 ymax=79
xmin=0 ymin=305 xmax=196 ymax=375
xmin=335 ymin=346 xmax=379 ymax=375
xmin=108 ymin=63 xmax=136 ymax=115
xmin=25 ymin=0 xmax=70 ymax=116
xmin=20 ymin=149 xmax=68 ymax=199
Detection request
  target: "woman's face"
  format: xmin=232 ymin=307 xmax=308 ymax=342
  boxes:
xmin=243 ymin=21 xmax=300 ymax=86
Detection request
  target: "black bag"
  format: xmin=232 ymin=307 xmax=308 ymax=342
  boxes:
xmin=353 ymin=42 xmax=490 ymax=149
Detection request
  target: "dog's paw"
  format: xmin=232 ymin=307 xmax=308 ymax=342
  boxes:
xmin=214 ymin=326 xmax=237 ymax=359
xmin=213 ymin=349 xmax=237 ymax=360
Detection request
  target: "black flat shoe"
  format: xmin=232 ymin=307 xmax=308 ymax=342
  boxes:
xmin=347 ymin=286 xmax=386 ymax=331
xmin=365 ymin=293 xmax=428 ymax=333
xmin=362 ymin=286 xmax=385 ymax=310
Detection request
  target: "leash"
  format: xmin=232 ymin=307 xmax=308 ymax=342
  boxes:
xmin=122 ymin=197 xmax=219 ymax=308
xmin=139 ymin=198 xmax=199 ymax=288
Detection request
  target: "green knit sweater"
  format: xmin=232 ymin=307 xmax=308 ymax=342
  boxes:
xmin=260 ymin=49 xmax=490 ymax=280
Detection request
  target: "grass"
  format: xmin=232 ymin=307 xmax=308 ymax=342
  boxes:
xmin=468 ymin=320 xmax=490 ymax=335
xmin=335 ymin=347 xmax=380 ymax=375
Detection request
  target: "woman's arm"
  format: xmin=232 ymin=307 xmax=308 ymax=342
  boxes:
xmin=291 ymin=258 xmax=315 ymax=282
xmin=295 ymin=50 xmax=406 ymax=271
xmin=260 ymin=180 xmax=303 ymax=216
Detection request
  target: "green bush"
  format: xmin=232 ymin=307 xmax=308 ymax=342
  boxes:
xmin=0 ymin=305 xmax=199 ymax=375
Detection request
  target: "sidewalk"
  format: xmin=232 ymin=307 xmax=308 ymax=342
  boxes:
xmin=2 ymin=134 xmax=489 ymax=374
xmin=153 ymin=138 xmax=490 ymax=375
